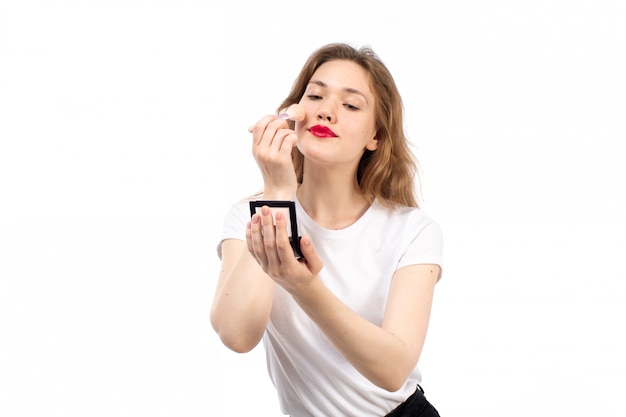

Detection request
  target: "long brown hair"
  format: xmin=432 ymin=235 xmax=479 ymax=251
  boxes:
xmin=278 ymin=43 xmax=420 ymax=208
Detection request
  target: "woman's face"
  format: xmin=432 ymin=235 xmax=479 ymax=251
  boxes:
xmin=295 ymin=60 xmax=378 ymax=168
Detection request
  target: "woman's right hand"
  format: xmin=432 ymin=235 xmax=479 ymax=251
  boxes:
xmin=248 ymin=115 xmax=299 ymax=200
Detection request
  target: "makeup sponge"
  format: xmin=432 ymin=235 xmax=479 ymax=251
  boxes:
xmin=279 ymin=104 xmax=305 ymax=121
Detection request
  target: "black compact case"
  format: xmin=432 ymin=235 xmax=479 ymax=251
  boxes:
xmin=249 ymin=200 xmax=302 ymax=259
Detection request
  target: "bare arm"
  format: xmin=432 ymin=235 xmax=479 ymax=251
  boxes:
xmin=248 ymin=206 xmax=440 ymax=391
xmin=210 ymin=238 xmax=275 ymax=353
xmin=292 ymin=263 xmax=439 ymax=392
xmin=211 ymin=112 xmax=300 ymax=352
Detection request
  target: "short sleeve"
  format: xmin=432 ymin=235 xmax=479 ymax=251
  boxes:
xmin=217 ymin=201 xmax=250 ymax=260
xmin=397 ymin=219 xmax=444 ymax=280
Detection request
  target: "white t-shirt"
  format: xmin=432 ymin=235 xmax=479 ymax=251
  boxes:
xmin=219 ymin=197 xmax=443 ymax=417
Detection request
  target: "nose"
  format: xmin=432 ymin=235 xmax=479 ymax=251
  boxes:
xmin=317 ymin=108 xmax=334 ymax=123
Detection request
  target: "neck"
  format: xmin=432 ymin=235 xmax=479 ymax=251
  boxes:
xmin=297 ymin=168 xmax=372 ymax=230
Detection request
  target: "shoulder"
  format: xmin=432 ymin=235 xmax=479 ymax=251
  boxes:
xmin=218 ymin=199 xmax=255 ymax=254
xmin=384 ymin=205 xmax=443 ymax=273
xmin=371 ymin=201 xmax=442 ymax=236
xmin=370 ymin=202 xmax=444 ymax=268
xmin=223 ymin=197 xmax=256 ymax=221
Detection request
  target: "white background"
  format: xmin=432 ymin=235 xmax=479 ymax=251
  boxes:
xmin=1 ymin=1 xmax=625 ymax=416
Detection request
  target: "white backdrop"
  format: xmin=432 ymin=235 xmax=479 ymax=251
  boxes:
xmin=2 ymin=1 xmax=625 ymax=416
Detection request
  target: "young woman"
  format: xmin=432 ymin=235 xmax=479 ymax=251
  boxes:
xmin=211 ymin=43 xmax=443 ymax=417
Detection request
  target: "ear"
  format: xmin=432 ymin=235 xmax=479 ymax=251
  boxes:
xmin=365 ymin=134 xmax=379 ymax=151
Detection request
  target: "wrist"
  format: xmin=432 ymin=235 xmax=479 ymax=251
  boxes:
xmin=290 ymin=276 xmax=326 ymax=307
xmin=262 ymin=187 xmax=296 ymax=200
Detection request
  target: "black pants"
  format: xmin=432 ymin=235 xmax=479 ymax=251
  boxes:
xmin=384 ymin=385 xmax=441 ymax=417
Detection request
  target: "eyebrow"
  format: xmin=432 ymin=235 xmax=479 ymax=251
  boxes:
xmin=307 ymin=80 xmax=369 ymax=104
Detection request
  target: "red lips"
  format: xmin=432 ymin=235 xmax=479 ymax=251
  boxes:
xmin=308 ymin=125 xmax=337 ymax=138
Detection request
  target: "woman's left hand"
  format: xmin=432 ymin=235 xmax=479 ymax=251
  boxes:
xmin=247 ymin=206 xmax=324 ymax=294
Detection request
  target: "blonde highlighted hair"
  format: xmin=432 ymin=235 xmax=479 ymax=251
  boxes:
xmin=278 ymin=43 xmax=421 ymax=208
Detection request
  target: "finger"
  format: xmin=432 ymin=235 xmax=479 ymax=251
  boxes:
xmin=250 ymin=115 xmax=278 ymax=146
xmin=250 ymin=116 xmax=290 ymax=144
xmin=249 ymin=213 xmax=268 ymax=266
xmin=268 ymin=128 xmax=293 ymax=155
xmin=245 ymin=221 xmax=254 ymax=254
xmin=274 ymin=211 xmax=296 ymax=263
xmin=264 ymin=117 xmax=292 ymax=148
xmin=299 ymin=235 xmax=323 ymax=275
xmin=260 ymin=206 xmax=281 ymax=267
xmin=250 ymin=114 xmax=289 ymax=134
xmin=280 ymin=133 xmax=298 ymax=157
